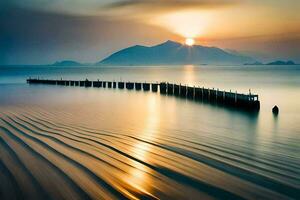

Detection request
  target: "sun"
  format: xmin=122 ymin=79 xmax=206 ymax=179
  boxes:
xmin=185 ymin=38 xmax=195 ymax=46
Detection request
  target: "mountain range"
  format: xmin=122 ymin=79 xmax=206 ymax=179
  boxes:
xmin=97 ymin=40 xmax=254 ymax=65
xmin=244 ymin=60 xmax=296 ymax=65
xmin=52 ymin=60 xmax=83 ymax=66
xmin=50 ymin=41 xmax=297 ymax=66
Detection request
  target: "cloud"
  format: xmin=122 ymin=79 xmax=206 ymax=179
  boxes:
xmin=108 ymin=0 xmax=237 ymax=9
xmin=1 ymin=0 xmax=300 ymax=64
xmin=0 ymin=5 xmax=178 ymax=65
xmin=105 ymin=0 xmax=238 ymax=13
xmin=1 ymin=0 xmax=238 ymax=17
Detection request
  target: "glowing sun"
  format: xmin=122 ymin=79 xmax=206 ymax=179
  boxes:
xmin=185 ymin=38 xmax=195 ymax=46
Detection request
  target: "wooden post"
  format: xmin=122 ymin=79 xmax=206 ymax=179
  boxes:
xmin=126 ymin=82 xmax=134 ymax=90
xmin=143 ymin=83 xmax=150 ymax=91
xmin=118 ymin=82 xmax=124 ymax=89
xmin=151 ymin=83 xmax=158 ymax=92
xmin=235 ymin=91 xmax=237 ymax=104
xmin=174 ymin=84 xmax=180 ymax=96
xmin=167 ymin=83 xmax=173 ymax=95
xmin=180 ymin=84 xmax=187 ymax=98
xmin=160 ymin=82 xmax=167 ymax=94
xmin=135 ymin=82 xmax=142 ymax=90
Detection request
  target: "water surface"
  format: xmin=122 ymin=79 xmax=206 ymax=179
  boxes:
xmin=0 ymin=65 xmax=299 ymax=199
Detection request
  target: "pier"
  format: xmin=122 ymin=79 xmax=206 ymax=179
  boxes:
xmin=26 ymin=78 xmax=260 ymax=111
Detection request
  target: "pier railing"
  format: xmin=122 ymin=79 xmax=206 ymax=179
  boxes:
xmin=27 ymin=78 xmax=260 ymax=111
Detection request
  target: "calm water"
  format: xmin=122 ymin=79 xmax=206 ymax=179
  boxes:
xmin=0 ymin=65 xmax=299 ymax=199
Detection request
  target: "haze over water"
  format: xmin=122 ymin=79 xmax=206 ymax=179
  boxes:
xmin=0 ymin=65 xmax=299 ymax=199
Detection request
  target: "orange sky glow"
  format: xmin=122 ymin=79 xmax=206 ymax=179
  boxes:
xmin=1 ymin=0 xmax=300 ymax=64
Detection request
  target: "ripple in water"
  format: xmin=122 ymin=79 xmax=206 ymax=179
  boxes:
xmin=0 ymin=105 xmax=299 ymax=200
xmin=0 ymin=66 xmax=300 ymax=199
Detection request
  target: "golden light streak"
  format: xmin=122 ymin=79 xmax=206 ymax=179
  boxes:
xmin=149 ymin=10 xmax=213 ymax=38
xmin=124 ymin=94 xmax=160 ymax=197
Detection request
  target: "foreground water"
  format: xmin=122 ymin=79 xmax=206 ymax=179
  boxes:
xmin=0 ymin=65 xmax=299 ymax=199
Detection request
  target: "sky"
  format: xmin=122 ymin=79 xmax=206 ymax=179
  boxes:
xmin=1 ymin=0 xmax=300 ymax=65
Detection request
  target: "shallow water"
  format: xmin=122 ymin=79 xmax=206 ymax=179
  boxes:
xmin=0 ymin=65 xmax=299 ymax=199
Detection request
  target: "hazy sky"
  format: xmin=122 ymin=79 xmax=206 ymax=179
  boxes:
xmin=1 ymin=0 xmax=300 ymax=65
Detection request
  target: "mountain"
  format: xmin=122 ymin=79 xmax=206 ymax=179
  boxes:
xmin=52 ymin=60 xmax=83 ymax=66
xmin=244 ymin=60 xmax=297 ymax=65
xmin=266 ymin=60 xmax=296 ymax=65
xmin=244 ymin=61 xmax=264 ymax=65
xmin=97 ymin=40 xmax=255 ymax=66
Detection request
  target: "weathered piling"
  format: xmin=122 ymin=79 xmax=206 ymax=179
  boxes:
xmin=93 ymin=80 xmax=101 ymax=87
xmin=272 ymin=105 xmax=279 ymax=115
xmin=187 ymin=86 xmax=194 ymax=99
xmin=49 ymin=80 xmax=56 ymax=85
xmin=224 ymin=91 xmax=235 ymax=105
xmin=236 ymin=94 xmax=260 ymax=110
xmin=79 ymin=81 xmax=85 ymax=87
xmin=216 ymin=89 xmax=223 ymax=103
xmin=126 ymin=82 xmax=134 ymax=90
xmin=85 ymin=80 xmax=92 ymax=87
xmin=151 ymin=83 xmax=158 ymax=92
xmin=57 ymin=80 xmax=65 ymax=85
xmin=143 ymin=83 xmax=150 ymax=91
xmin=160 ymin=82 xmax=167 ymax=94
xmin=118 ymin=82 xmax=124 ymax=89
xmin=26 ymin=78 xmax=260 ymax=111
xmin=209 ymin=89 xmax=215 ymax=101
xmin=174 ymin=84 xmax=180 ymax=96
xmin=135 ymin=83 xmax=142 ymax=90
xmin=167 ymin=83 xmax=174 ymax=95
xmin=180 ymin=85 xmax=187 ymax=98
xmin=108 ymin=82 xmax=112 ymax=88
xmin=194 ymin=87 xmax=202 ymax=100
xmin=203 ymin=88 xmax=209 ymax=100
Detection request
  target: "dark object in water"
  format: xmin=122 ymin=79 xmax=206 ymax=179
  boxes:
xmin=272 ymin=105 xmax=279 ymax=115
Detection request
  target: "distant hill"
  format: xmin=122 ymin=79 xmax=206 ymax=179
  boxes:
xmin=97 ymin=40 xmax=255 ymax=66
xmin=244 ymin=60 xmax=297 ymax=65
xmin=266 ymin=60 xmax=296 ymax=65
xmin=52 ymin=60 xmax=83 ymax=66
xmin=244 ymin=61 xmax=263 ymax=65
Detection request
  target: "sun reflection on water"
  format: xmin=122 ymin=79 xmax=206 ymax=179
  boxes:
xmin=125 ymin=94 xmax=160 ymax=197
xmin=183 ymin=64 xmax=197 ymax=85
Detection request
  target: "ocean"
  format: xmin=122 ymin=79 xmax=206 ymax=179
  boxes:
xmin=0 ymin=65 xmax=299 ymax=199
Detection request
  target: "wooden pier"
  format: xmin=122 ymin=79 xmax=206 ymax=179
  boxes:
xmin=26 ymin=78 xmax=260 ymax=111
